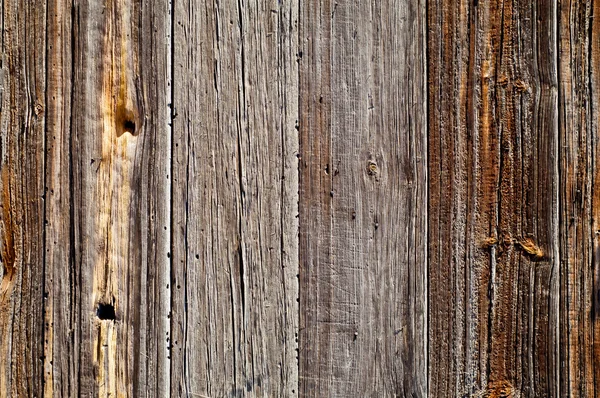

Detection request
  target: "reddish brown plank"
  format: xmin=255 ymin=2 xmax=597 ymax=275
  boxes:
xmin=0 ymin=0 xmax=47 ymax=395
xmin=428 ymin=0 xmax=559 ymax=395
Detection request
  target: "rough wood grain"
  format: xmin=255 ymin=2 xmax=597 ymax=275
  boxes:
xmin=6 ymin=0 xmax=600 ymax=396
xmin=298 ymin=0 xmax=427 ymax=396
xmin=428 ymin=0 xmax=559 ymax=396
xmin=170 ymin=0 xmax=299 ymax=396
xmin=0 ymin=0 xmax=47 ymax=396
xmin=43 ymin=0 xmax=74 ymax=395
xmin=558 ymin=0 xmax=600 ymax=396
xmin=42 ymin=0 xmax=171 ymax=396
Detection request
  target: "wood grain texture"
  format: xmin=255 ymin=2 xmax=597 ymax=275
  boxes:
xmin=298 ymin=0 xmax=427 ymax=396
xmin=0 ymin=0 xmax=47 ymax=396
xmin=428 ymin=0 xmax=559 ymax=396
xmin=558 ymin=0 xmax=600 ymax=396
xmin=43 ymin=0 xmax=74 ymax=395
xmin=6 ymin=0 xmax=600 ymax=396
xmin=170 ymin=0 xmax=299 ymax=396
xmin=43 ymin=0 xmax=171 ymax=396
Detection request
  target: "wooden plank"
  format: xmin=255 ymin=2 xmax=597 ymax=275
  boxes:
xmin=428 ymin=0 xmax=560 ymax=396
xmin=43 ymin=0 xmax=75 ymax=395
xmin=558 ymin=1 xmax=600 ymax=396
xmin=0 ymin=0 xmax=47 ymax=396
xmin=170 ymin=0 xmax=299 ymax=396
xmin=42 ymin=0 xmax=172 ymax=396
xmin=298 ymin=0 xmax=427 ymax=395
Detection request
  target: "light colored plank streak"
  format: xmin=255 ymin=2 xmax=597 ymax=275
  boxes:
xmin=43 ymin=0 xmax=171 ymax=396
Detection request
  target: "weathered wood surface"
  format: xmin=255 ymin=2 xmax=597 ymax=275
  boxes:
xmin=428 ymin=0 xmax=560 ymax=396
xmin=559 ymin=1 xmax=600 ymax=396
xmin=298 ymin=0 xmax=427 ymax=396
xmin=0 ymin=0 xmax=47 ymax=396
xmin=170 ymin=0 xmax=298 ymax=396
xmin=1 ymin=0 xmax=600 ymax=397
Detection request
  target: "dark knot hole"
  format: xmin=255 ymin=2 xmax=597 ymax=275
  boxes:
xmin=123 ymin=119 xmax=136 ymax=135
xmin=96 ymin=303 xmax=116 ymax=320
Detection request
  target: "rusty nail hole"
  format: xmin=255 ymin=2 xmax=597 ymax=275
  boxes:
xmin=96 ymin=303 xmax=115 ymax=321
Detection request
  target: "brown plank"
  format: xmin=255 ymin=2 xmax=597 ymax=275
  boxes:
xmin=298 ymin=0 xmax=427 ymax=395
xmin=0 ymin=0 xmax=47 ymax=396
xmin=428 ymin=0 xmax=560 ymax=396
xmin=42 ymin=0 xmax=171 ymax=396
xmin=170 ymin=0 xmax=299 ymax=396
xmin=558 ymin=0 xmax=600 ymax=396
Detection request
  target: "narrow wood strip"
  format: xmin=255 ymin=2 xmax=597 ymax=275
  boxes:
xmin=0 ymin=0 xmax=47 ymax=395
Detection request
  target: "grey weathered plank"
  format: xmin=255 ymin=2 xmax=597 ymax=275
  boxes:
xmin=298 ymin=0 xmax=427 ymax=396
xmin=0 ymin=0 xmax=47 ymax=396
xmin=558 ymin=1 xmax=600 ymax=396
xmin=42 ymin=0 xmax=171 ymax=396
xmin=170 ymin=0 xmax=299 ymax=396
xmin=428 ymin=0 xmax=559 ymax=396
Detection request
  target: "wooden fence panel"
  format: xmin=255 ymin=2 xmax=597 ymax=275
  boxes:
xmin=170 ymin=0 xmax=299 ymax=396
xmin=43 ymin=0 xmax=171 ymax=396
xmin=0 ymin=0 xmax=46 ymax=396
xmin=428 ymin=0 xmax=559 ymax=396
xmin=558 ymin=1 xmax=600 ymax=396
xmin=298 ymin=0 xmax=427 ymax=396
xmin=44 ymin=0 xmax=76 ymax=396
xmin=5 ymin=0 xmax=600 ymax=397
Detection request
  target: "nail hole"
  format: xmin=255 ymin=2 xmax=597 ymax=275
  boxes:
xmin=96 ymin=303 xmax=116 ymax=320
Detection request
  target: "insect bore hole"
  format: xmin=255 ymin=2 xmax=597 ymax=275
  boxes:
xmin=96 ymin=302 xmax=116 ymax=321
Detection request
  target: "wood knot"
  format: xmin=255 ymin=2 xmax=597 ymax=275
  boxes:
xmin=514 ymin=80 xmax=529 ymax=92
xmin=34 ymin=102 xmax=44 ymax=116
xmin=481 ymin=236 xmax=498 ymax=248
xmin=366 ymin=160 xmax=379 ymax=180
xmin=516 ymin=237 xmax=545 ymax=261
xmin=116 ymin=106 xmax=138 ymax=137
xmin=497 ymin=75 xmax=509 ymax=86
xmin=123 ymin=119 xmax=136 ymax=135
xmin=96 ymin=302 xmax=116 ymax=321
xmin=482 ymin=380 xmax=517 ymax=398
